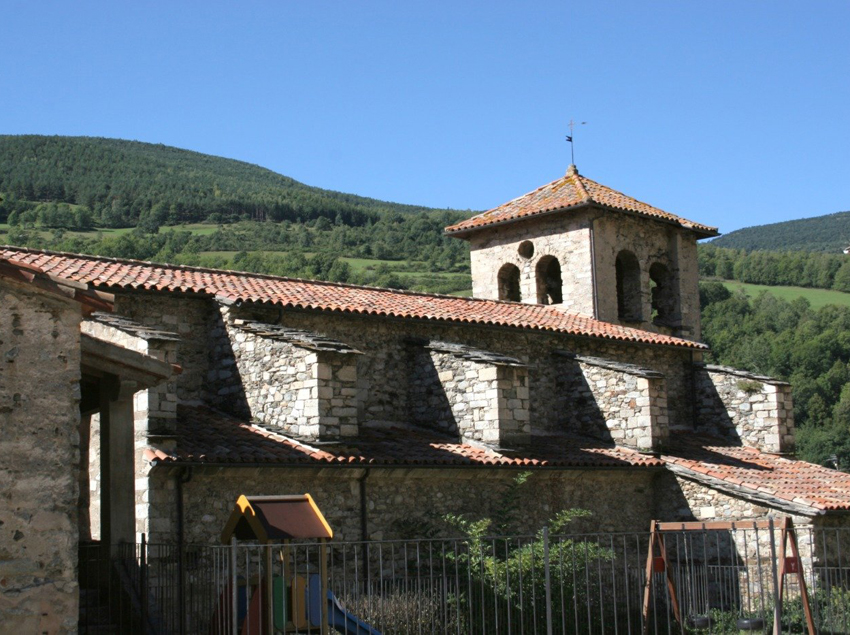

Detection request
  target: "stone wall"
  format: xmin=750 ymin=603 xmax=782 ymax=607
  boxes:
xmin=80 ymin=313 xmax=183 ymax=541
xmin=217 ymin=304 xmax=697 ymax=438
xmin=109 ymin=293 xmax=216 ymax=542
xmin=694 ymin=364 xmax=795 ymax=453
xmin=222 ymin=316 xmax=360 ymax=440
xmin=467 ymin=210 xmax=595 ymax=315
xmin=230 ymin=332 xmax=314 ymax=432
xmin=558 ymin=354 xmax=668 ymax=451
xmin=113 ymin=294 xmax=214 ymax=405
xmin=654 ymin=472 xmax=795 ymax=523
xmin=87 ymin=414 xmax=102 ymax=540
xmin=82 ymin=314 xmax=180 ymax=436
xmin=409 ymin=344 xmax=529 ymax=445
xmin=465 ymin=203 xmax=702 ymax=341
xmin=653 ymin=472 xmax=821 ymax=606
xmin=0 ymin=281 xmax=82 ymax=633
xmin=167 ymin=466 xmax=658 ymax=545
xmin=593 ymin=213 xmax=702 ymax=340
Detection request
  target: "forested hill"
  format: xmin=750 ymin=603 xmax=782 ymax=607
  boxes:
xmin=712 ymin=210 xmax=850 ymax=253
xmin=0 ymin=135 xmax=469 ymax=227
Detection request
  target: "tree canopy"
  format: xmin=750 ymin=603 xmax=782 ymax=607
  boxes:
xmin=700 ymin=282 xmax=850 ymax=468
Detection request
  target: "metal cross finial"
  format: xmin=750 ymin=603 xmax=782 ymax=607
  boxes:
xmin=565 ymin=120 xmax=587 ymax=166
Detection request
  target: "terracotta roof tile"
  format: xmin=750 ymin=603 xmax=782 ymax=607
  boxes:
xmin=445 ymin=166 xmax=718 ymax=237
xmin=145 ymin=406 xmax=664 ymax=469
xmin=0 ymin=247 xmax=706 ymax=349
xmin=142 ymin=409 xmax=850 ymax=513
xmin=664 ymin=436 xmax=850 ymax=513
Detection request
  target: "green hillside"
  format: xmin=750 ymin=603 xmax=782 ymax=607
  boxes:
xmin=712 ymin=210 xmax=850 ymax=253
xmin=0 ymin=135 xmax=469 ymax=227
xmin=0 ymin=136 xmax=474 ymax=293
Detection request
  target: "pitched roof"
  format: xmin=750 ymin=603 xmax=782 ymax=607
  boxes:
xmin=143 ymin=406 xmax=664 ymax=469
xmin=664 ymin=436 xmax=850 ymax=514
xmin=146 ymin=408 xmax=850 ymax=515
xmin=0 ymin=247 xmax=707 ymax=350
xmin=445 ymin=166 xmax=718 ymax=238
xmin=0 ymin=255 xmax=114 ymax=313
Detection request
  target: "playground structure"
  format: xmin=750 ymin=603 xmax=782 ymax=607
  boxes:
xmin=211 ymin=494 xmax=381 ymax=635
xmin=642 ymin=517 xmax=815 ymax=635
xmin=79 ymin=513 xmax=850 ymax=633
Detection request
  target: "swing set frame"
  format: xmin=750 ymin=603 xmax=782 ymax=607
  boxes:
xmin=641 ymin=517 xmax=815 ymax=635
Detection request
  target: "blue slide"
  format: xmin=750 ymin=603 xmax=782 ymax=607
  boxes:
xmin=307 ymin=575 xmax=382 ymax=635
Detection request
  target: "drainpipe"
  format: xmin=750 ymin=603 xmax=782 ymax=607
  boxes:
xmin=175 ymin=467 xmax=192 ymax=635
xmin=358 ymin=469 xmax=370 ymax=542
xmin=359 ymin=469 xmax=371 ymax=583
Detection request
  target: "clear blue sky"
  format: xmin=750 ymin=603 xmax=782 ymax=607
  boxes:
xmin=3 ymin=1 xmax=849 ymax=234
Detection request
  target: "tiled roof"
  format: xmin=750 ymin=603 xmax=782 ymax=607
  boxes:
xmin=143 ymin=406 xmax=664 ymax=469
xmin=0 ymin=255 xmax=114 ymax=313
xmin=0 ymin=247 xmax=707 ymax=350
xmin=445 ymin=166 xmax=718 ymax=237
xmin=145 ymin=408 xmax=850 ymax=514
xmin=664 ymin=436 xmax=850 ymax=513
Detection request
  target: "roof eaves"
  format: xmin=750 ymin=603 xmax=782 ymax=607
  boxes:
xmin=446 ymin=200 xmax=718 ymax=239
xmin=445 ymin=200 xmax=595 ymax=238
xmin=274 ymin=302 xmax=709 ymax=351
xmin=0 ymin=246 xmax=708 ymax=351
xmin=664 ymin=461 xmax=826 ymax=517
xmin=591 ymin=202 xmax=719 ymax=238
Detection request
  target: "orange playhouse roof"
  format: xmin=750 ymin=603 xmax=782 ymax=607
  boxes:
xmin=220 ymin=494 xmax=333 ymax=544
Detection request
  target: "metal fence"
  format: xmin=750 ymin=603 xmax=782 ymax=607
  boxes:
xmin=80 ymin=522 xmax=850 ymax=634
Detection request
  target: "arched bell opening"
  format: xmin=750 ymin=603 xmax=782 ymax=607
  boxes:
xmin=536 ymin=256 xmax=563 ymax=305
xmin=497 ymin=263 xmax=522 ymax=302
xmin=615 ymin=250 xmax=642 ymax=322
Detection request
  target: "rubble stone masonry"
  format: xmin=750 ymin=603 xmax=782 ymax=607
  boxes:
xmin=559 ymin=354 xmax=669 ymax=451
xmin=694 ymin=364 xmax=795 ymax=453
xmin=212 ymin=303 xmax=696 ymax=439
xmin=222 ymin=313 xmax=360 ymax=439
xmin=468 ymin=211 xmax=595 ymax=315
xmin=162 ymin=466 xmax=658 ymax=545
xmin=466 ymin=209 xmax=701 ymax=340
xmin=592 ymin=214 xmax=701 ymax=340
xmin=0 ymin=282 xmax=81 ymax=634
xmin=409 ymin=346 xmax=530 ymax=445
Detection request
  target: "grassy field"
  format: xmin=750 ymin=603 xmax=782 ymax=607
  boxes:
xmin=720 ymin=280 xmax=850 ymax=310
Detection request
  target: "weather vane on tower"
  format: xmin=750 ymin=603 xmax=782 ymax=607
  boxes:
xmin=565 ymin=119 xmax=587 ymax=166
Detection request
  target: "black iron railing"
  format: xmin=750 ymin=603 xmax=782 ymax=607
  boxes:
xmin=79 ymin=523 xmax=850 ymax=634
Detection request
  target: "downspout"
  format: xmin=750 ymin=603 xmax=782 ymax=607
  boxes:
xmin=359 ymin=469 xmax=371 ymax=583
xmin=176 ymin=466 xmax=193 ymax=635
xmin=358 ymin=468 xmax=370 ymax=542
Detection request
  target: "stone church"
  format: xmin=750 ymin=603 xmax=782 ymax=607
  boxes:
xmin=3 ymin=165 xmax=850 ymax=630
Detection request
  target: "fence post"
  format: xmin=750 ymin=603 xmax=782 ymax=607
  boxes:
xmin=768 ymin=517 xmax=781 ymax=635
xmin=140 ymin=533 xmax=148 ymax=633
xmin=543 ymin=526 xmax=553 ymax=635
xmin=179 ymin=539 xmax=186 ymax=635
xmin=231 ymin=536 xmax=238 ymax=635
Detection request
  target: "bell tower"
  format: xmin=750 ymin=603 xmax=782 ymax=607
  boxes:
xmin=445 ymin=166 xmax=718 ymax=341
